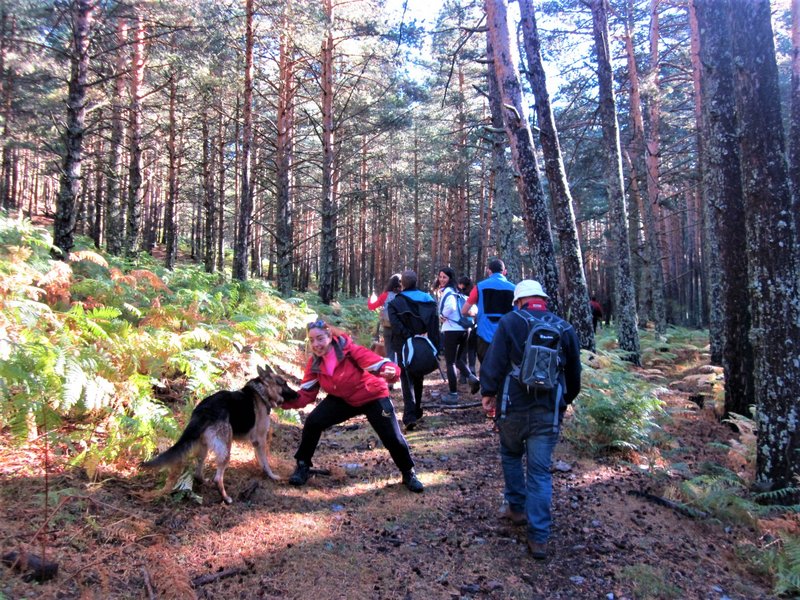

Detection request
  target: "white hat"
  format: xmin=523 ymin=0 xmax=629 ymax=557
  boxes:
xmin=513 ymin=280 xmax=549 ymax=303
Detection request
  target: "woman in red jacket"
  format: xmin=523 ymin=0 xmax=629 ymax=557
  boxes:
xmin=282 ymin=319 xmax=424 ymax=493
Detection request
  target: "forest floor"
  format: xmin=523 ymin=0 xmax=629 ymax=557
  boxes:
xmin=0 ymin=346 xmax=783 ymax=599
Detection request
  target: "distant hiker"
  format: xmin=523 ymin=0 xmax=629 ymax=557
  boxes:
xmin=388 ymin=270 xmax=441 ymax=431
xmin=368 ymin=273 xmax=402 ymax=362
xmin=461 ymin=258 xmax=515 ymax=393
xmin=283 ymin=319 xmax=424 ymax=493
xmin=590 ymin=296 xmax=604 ymax=334
xmin=457 ymin=275 xmax=478 ymax=380
xmin=479 ymin=280 xmax=581 ymax=560
xmin=436 ymin=267 xmax=479 ymax=405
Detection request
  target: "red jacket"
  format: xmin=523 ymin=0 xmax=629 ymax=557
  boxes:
xmin=282 ymin=334 xmax=401 ymax=410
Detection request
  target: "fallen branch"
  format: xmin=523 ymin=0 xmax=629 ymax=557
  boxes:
xmin=439 ymin=402 xmax=483 ymax=410
xmin=191 ymin=567 xmax=245 ymax=588
xmin=627 ymin=490 xmax=709 ymax=519
xmin=142 ymin=566 xmax=155 ymax=600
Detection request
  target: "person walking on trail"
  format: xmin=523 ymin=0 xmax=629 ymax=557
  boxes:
xmin=461 ymin=258 xmax=516 ymax=391
xmin=478 ymin=280 xmax=581 ymax=559
xmin=457 ymin=276 xmax=478 ymax=379
xmin=387 ymin=270 xmax=440 ymax=431
xmin=437 ymin=267 xmax=479 ymax=405
xmin=282 ymin=319 xmax=424 ymax=493
xmin=589 ymin=296 xmax=604 ymax=334
xmin=368 ymin=273 xmax=402 ymax=362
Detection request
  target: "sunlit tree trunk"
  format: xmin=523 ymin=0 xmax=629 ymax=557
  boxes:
xmin=233 ymin=0 xmax=254 ymax=280
xmin=202 ymin=111 xmax=215 ymax=273
xmin=518 ymin=0 xmax=593 ymax=347
xmin=104 ymin=18 xmax=126 ymax=255
xmin=53 ymin=0 xmax=94 ymax=258
xmin=728 ymin=0 xmax=800 ymax=497
xmin=622 ymin=0 xmax=666 ymax=336
xmin=124 ymin=15 xmax=145 ymax=257
xmin=485 ymin=0 xmax=559 ymax=310
xmin=590 ymin=0 xmax=640 ymax=363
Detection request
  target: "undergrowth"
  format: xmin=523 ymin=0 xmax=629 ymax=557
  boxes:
xmin=0 ymin=214 xmax=377 ymax=476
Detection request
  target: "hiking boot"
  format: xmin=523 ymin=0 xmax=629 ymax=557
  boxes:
xmin=402 ymin=469 xmax=424 ymax=493
xmin=404 ymin=420 xmax=417 ymax=432
xmin=288 ymin=461 xmax=311 ymax=486
xmin=468 ymin=375 xmax=481 ymax=395
xmin=442 ymin=392 xmax=460 ymax=405
xmin=527 ymin=540 xmax=547 ymax=560
xmin=498 ymin=502 xmax=527 ymax=526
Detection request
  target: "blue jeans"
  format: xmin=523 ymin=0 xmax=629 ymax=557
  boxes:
xmin=497 ymin=408 xmax=559 ymax=543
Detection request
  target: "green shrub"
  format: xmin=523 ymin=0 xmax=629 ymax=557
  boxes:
xmin=564 ymin=349 xmax=665 ymax=456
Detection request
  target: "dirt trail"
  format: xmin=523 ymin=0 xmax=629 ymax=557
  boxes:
xmin=0 ymin=370 xmax=774 ymax=599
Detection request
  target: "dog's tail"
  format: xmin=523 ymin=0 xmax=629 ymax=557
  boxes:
xmin=140 ymin=417 xmax=203 ymax=469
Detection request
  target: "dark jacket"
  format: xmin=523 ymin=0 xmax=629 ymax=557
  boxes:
xmin=387 ymin=288 xmax=441 ymax=354
xmin=479 ymin=305 xmax=581 ymax=414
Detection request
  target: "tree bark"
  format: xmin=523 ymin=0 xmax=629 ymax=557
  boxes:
xmin=484 ymin=0 xmax=559 ymax=310
xmin=275 ymin=2 xmax=295 ymax=295
xmin=729 ymin=0 xmax=800 ymax=496
xmin=518 ymin=0 xmax=594 ymax=348
xmin=790 ymin=0 xmax=799 ymax=228
xmin=104 ymin=18 xmax=126 ymax=256
xmin=0 ymin=13 xmax=16 ymax=211
xmin=589 ymin=0 xmax=641 ymax=363
xmin=53 ymin=0 xmax=94 ymax=259
xmin=319 ymin=0 xmax=337 ymax=304
xmin=484 ymin=32 xmax=516 ymax=280
xmin=233 ymin=0 xmax=254 ymax=281
xmin=164 ymin=72 xmax=178 ymax=270
xmin=124 ymin=15 xmax=145 ymax=257
xmin=622 ymin=0 xmax=666 ymax=336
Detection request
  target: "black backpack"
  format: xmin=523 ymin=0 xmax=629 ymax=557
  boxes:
xmin=401 ymin=335 xmax=439 ymax=377
xmin=514 ymin=311 xmax=567 ymax=392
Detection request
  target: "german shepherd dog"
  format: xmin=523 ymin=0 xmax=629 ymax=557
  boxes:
xmin=142 ymin=365 xmax=298 ymax=504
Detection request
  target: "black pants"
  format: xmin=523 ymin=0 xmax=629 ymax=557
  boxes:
xmin=294 ymin=395 xmax=414 ymax=473
xmin=477 ymin=336 xmax=491 ymax=364
xmin=399 ymin=369 xmax=424 ymax=426
xmin=443 ymin=330 xmax=472 ymax=393
xmin=464 ymin=328 xmax=478 ymax=373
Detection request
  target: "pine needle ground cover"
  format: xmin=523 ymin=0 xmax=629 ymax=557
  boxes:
xmin=0 ymin=217 xmax=796 ymax=599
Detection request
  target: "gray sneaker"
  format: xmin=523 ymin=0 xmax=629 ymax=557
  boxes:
xmin=442 ymin=392 xmax=460 ymax=405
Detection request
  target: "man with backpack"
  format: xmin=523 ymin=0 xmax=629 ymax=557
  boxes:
xmin=479 ymin=280 xmax=581 ymax=560
xmin=388 ymin=270 xmax=441 ymax=431
xmin=461 ymin=258 xmax=515 ymax=393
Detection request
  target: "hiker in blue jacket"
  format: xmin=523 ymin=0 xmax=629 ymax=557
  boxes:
xmin=387 ymin=270 xmax=441 ymax=430
xmin=461 ymin=258 xmax=516 ymax=363
xmin=479 ymin=280 xmax=581 ymax=560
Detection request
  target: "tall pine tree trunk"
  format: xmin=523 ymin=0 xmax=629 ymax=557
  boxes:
xmin=484 ymin=33 xmax=517 ymax=280
xmin=275 ymin=3 xmax=295 ymax=295
xmin=484 ymin=0 xmax=559 ymax=310
xmin=623 ymin=0 xmax=666 ymax=336
xmin=0 ymin=13 xmax=16 ymax=211
xmin=54 ymin=0 xmax=93 ymax=258
xmin=124 ymin=15 xmax=144 ymax=257
xmin=233 ymin=0 xmax=254 ymax=281
xmin=202 ymin=111 xmax=215 ymax=273
xmin=696 ymin=0 xmax=753 ymax=419
xmin=164 ymin=72 xmax=178 ymax=269
xmin=590 ymin=0 xmax=640 ymax=363
xmin=729 ymin=0 xmax=800 ymax=497
xmin=790 ymin=0 xmax=799 ymax=225
xmin=105 ymin=18 xmax=126 ymax=255
xmin=319 ymin=0 xmax=336 ymax=304
xmin=518 ymin=0 xmax=594 ymax=347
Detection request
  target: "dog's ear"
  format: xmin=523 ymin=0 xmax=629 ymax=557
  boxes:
xmin=258 ymin=364 xmax=273 ymax=378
